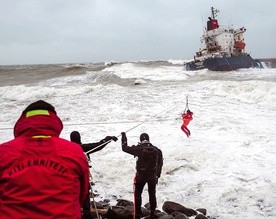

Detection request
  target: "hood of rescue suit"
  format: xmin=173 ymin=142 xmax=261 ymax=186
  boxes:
xmin=13 ymin=100 xmax=63 ymax=138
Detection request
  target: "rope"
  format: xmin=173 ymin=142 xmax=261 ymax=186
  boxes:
xmin=0 ymin=118 xmax=175 ymax=131
xmin=88 ymin=162 xmax=108 ymax=205
xmin=0 ymin=127 xmax=13 ymax=130
xmin=65 ymin=118 xmax=174 ymax=127
xmin=84 ymin=103 xmax=176 ymax=155
xmin=89 ymin=171 xmax=100 ymax=219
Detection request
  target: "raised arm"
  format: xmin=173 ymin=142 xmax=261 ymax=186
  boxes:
xmin=121 ymin=132 xmax=141 ymax=157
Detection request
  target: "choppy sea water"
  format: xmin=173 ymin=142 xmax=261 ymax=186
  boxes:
xmin=0 ymin=60 xmax=276 ymax=219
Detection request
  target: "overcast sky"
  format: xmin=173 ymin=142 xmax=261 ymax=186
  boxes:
xmin=0 ymin=0 xmax=275 ymax=65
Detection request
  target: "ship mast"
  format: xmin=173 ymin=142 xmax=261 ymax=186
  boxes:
xmin=211 ymin=7 xmax=219 ymax=19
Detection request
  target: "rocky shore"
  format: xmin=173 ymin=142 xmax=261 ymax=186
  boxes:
xmin=89 ymin=198 xmax=217 ymax=219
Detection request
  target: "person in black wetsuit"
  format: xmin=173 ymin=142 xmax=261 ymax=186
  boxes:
xmin=70 ymin=131 xmax=117 ymax=219
xmin=121 ymin=132 xmax=163 ymax=219
xmin=70 ymin=131 xmax=117 ymax=161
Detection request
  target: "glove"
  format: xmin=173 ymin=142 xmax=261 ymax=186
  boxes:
xmin=111 ymin=136 xmax=118 ymax=142
xmin=121 ymin=132 xmax=127 ymax=144
xmin=104 ymin=136 xmax=116 ymax=142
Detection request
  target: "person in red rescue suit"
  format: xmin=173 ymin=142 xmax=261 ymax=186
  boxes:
xmin=181 ymin=109 xmax=193 ymax=137
xmin=121 ymin=132 xmax=163 ymax=219
xmin=0 ymin=100 xmax=90 ymax=219
xmin=70 ymin=131 xmax=118 ymax=219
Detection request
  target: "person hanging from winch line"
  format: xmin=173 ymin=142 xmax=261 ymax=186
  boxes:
xmin=70 ymin=131 xmax=118 ymax=219
xmin=181 ymin=96 xmax=194 ymax=137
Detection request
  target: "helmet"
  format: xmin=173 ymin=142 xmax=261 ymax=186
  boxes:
xmin=140 ymin=133 xmax=149 ymax=142
xmin=70 ymin=131 xmax=81 ymax=144
xmin=187 ymin=109 xmax=192 ymax=114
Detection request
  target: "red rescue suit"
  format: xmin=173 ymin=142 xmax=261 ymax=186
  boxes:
xmin=181 ymin=111 xmax=193 ymax=137
xmin=0 ymin=110 xmax=90 ymax=219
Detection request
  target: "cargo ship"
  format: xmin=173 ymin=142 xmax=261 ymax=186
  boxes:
xmin=185 ymin=7 xmax=263 ymax=71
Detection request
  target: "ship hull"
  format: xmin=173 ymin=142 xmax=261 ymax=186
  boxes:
xmin=185 ymin=55 xmax=262 ymax=71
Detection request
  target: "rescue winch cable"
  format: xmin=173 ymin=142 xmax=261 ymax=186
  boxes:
xmin=184 ymin=95 xmax=189 ymax=113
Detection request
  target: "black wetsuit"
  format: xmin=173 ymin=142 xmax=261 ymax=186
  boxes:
xmin=122 ymin=139 xmax=163 ymax=218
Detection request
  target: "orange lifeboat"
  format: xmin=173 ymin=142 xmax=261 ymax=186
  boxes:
xmin=234 ymin=41 xmax=246 ymax=49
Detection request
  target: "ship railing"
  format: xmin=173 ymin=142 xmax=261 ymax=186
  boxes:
xmin=204 ymin=25 xmax=234 ymax=36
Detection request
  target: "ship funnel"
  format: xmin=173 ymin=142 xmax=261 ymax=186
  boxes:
xmin=207 ymin=7 xmax=219 ymax=30
xmin=207 ymin=19 xmax=218 ymax=31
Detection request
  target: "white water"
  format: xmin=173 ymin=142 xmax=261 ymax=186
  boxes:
xmin=0 ymin=62 xmax=276 ymax=218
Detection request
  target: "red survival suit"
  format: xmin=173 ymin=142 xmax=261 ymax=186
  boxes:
xmin=0 ymin=109 xmax=89 ymax=219
xmin=181 ymin=110 xmax=193 ymax=137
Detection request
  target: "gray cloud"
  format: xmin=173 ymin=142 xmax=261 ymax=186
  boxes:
xmin=0 ymin=0 xmax=275 ymax=65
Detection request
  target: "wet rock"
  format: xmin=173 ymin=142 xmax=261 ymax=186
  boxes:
xmin=162 ymin=201 xmax=197 ymax=217
xmin=174 ymin=213 xmax=189 ymax=219
xmin=116 ymin=199 xmax=133 ymax=207
xmin=155 ymin=211 xmax=167 ymax=218
xmin=171 ymin=211 xmax=189 ymax=218
xmin=94 ymin=198 xmax=213 ymax=219
xmin=105 ymin=206 xmax=132 ymax=219
xmin=91 ymin=200 xmax=104 ymax=209
xmin=195 ymin=214 xmax=208 ymax=219
xmin=141 ymin=207 xmax=150 ymax=217
xmin=134 ymin=79 xmax=147 ymax=85
xmin=196 ymin=208 xmax=207 ymax=215
xmin=159 ymin=215 xmax=174 ymax=219
xmin=144 ymin=202 xmax=151 ymax=210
